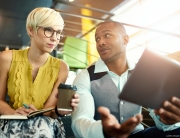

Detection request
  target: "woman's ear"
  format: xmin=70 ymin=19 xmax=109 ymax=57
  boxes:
xmin=123 ymin=35 xmax=129 ymax=45
xmin=27 ymin=27 xmax=34 ymax=37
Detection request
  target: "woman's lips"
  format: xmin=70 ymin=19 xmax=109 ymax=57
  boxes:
xmin=47 ymin=44 xmax=55 ymax=48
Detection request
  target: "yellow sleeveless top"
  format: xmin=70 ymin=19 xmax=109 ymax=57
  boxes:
xmin=7 ymin=48 xmax=60 ymax=110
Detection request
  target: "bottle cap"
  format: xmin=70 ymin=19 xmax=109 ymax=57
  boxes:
xmin=58 ymin=83 xmax=77 ymax=91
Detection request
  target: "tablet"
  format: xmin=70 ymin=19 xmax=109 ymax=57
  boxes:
xmin=119 ymin=48 xmax=180 ymax=109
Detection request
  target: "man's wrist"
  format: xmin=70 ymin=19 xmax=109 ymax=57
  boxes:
xmin=103 ymin=128 xmax=113 ymax=138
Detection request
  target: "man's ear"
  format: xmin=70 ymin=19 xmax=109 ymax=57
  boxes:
xmin=123 ymin=35 xmax=129 ymax=45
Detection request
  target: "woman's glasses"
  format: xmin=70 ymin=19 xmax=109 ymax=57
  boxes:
xmin=37 ymin=26 xmax=64 ymax=40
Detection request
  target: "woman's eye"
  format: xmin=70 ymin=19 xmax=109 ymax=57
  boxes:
xmin=45 ymin=28 xmax=53 ymax=32
xmin=57 ymin=31 xmax=61 ymax=35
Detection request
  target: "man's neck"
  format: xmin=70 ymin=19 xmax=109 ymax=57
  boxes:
xmin=106 ymin=57 xmax=128 ymax=76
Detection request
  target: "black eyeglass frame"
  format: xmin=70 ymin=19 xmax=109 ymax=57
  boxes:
xmin=37 ymin=26 xmax=64 ymax=40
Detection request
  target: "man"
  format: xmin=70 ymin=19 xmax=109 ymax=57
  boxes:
xmin=71 ymin=21 xmax=180 ymax=138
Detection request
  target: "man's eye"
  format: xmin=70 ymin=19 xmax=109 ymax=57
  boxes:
xmin=96 ymin=38 xmax=100 ymax=42
xmin=105 ymin=34 xmax=110 ymax=37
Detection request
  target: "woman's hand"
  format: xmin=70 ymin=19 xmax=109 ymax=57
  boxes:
xmin=14 ymin=104 xmax=37 ymax=116
xmin=58 ymin=93 xmax=80 ymax=115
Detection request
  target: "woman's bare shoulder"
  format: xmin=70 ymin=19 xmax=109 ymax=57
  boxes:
xmin=59 ymin=59 xmax=69 ymax=71
xmin=56 ymin=60 xmax=69 ymax=81
xmin=0 ymin=50 xmax=13 ymax=65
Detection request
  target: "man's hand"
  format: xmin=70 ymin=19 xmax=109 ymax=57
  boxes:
xmin=98 ymin=106 xmax=143 ymax=138
xmin=154 ymin=96 xmax=180 ymax=125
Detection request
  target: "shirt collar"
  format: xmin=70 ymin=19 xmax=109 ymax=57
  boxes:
xmin=94 ymin=57 xmax=136 ymax=73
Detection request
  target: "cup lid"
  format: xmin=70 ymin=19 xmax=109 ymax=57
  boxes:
xmin=58 ymin=83 xmax=77 ymax=91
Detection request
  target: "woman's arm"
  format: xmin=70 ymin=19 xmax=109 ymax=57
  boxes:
xmin=43 ymin=60 xmax=69 ymax=117
xmin=0 ymin=50 xmax=15 ymax=115
xmin=0 ymin=51 xmax=39 ymax=116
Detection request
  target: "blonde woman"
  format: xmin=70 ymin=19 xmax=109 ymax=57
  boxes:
xmin=0 ymin=7 xmax=79 ymax=137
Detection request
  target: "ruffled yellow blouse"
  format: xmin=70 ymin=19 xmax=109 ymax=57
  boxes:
xmin=7 ymin=48 xmax=60 ymax=110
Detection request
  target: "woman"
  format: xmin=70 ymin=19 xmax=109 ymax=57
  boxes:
xmin=0 ymin=7 xmax=79 ymax=137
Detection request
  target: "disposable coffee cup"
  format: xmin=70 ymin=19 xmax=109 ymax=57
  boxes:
xmin=57 ymin=83 xmax=77 ymax=111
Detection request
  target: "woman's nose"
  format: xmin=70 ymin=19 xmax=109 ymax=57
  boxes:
xmin=50 ymin=32 xmax=58 ymax=41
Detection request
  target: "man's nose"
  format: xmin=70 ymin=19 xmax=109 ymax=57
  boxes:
xmin=98 ymin=38 xmax=106 ymax=46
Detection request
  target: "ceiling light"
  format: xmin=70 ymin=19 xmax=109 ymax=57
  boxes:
xmin=69 ymin=0 xmax=74 ymax=2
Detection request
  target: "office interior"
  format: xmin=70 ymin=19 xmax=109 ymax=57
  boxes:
xmin=0 ymin=0 xmax=180 ymax=134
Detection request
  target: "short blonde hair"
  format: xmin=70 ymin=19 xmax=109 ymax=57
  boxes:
xmin=26 ymin=7 xmax=64 ymax=36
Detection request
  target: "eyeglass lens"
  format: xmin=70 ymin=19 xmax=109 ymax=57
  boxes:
xmin=44 ymin=27 xmax=63 ymax=40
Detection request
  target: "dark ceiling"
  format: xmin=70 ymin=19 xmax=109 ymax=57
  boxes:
xmin=0 ymin=0 xmax=124 ymax=51
xmin=0 ymin=0 xmax=53 ymax=51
